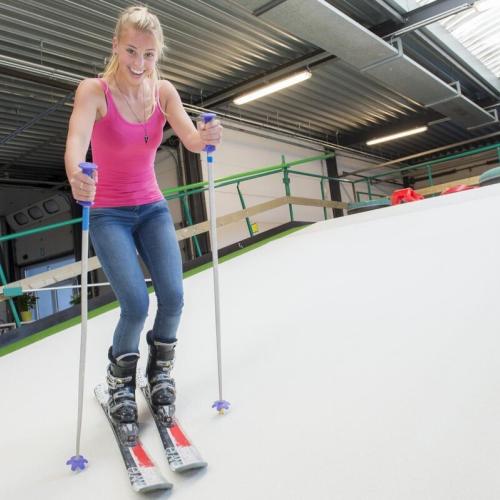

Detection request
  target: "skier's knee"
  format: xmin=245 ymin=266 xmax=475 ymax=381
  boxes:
xmin=121 ymin=297 xmax=149 ymax=324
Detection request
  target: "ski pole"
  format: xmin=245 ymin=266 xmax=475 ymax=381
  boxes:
xmin=201 ymin=113 xmax=230 ymax=415
xmin=67 ymin=161 xmax=97 ymax=472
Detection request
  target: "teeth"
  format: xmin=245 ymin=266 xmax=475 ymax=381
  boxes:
xmin=130 ymin=68 xmax=143 ymax=75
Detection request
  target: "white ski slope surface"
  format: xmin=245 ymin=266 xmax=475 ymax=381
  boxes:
xmin=2 ymin=184 xmax=500 ymax=500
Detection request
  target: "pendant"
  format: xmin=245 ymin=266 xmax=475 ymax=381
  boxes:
xmin=144 ymin=135 xmax=149 ymax=144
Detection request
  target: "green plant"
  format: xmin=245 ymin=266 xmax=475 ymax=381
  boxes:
xmin=70 ymin=289 xmax=91 ymax=306
xmin=16 ymin=293 xmax=38 ymax=311
xmin=70 ymin=291 xmax=81 ymax=306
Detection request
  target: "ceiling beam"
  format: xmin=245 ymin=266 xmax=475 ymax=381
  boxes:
xmin=196 ymin=50 xmax=335 ymax=108
xmin=371 ymin=0 xmax=405 ymax=23
xmin=338 ymin=109 xmax=444 ymax=147
xmin=374 ymin=0 xmax=478 ymax=38
xmin=342 ymin=129 xmax=500 ymax=179
xmin=0 ymin=55 xmax=80 ymax=91
xmin=370 ymin=1 xmax=499 ymax=101
xmin=0 ymin=93 xmax=73 ymax=147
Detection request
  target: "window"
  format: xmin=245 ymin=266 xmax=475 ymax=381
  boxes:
xmin=416 ymin=0 xmax=500 ymax=77
xmin=23 ymin=255 xmax=77 ymax=320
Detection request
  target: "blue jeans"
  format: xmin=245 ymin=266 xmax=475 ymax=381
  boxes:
xmin=89 ymin=200 xmax=183 ymax=357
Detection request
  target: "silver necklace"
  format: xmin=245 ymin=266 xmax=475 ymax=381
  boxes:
xmin=114 ymin=77 xmax=149 ymax=143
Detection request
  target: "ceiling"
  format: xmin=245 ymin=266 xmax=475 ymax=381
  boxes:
xmin=0 ymin=0 xmax=499 ymax=187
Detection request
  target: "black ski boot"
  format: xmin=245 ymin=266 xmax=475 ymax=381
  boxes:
xmin=145 ymin=331 xmax=176 ymax=426
xmin=106 ymin=346 xmax=140 ymax=446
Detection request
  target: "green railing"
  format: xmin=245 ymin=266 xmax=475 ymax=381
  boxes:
xmin=1 ymin=152 xmax=353 ymax=328
xmin=355 ymin=191 xmax=387 ymax=202
xmin=355 ymin=142 xmax=500 ymax=193
xmin=4 ymin=142 xmax=497 ymax=329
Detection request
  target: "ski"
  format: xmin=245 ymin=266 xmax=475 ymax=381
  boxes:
xmin=94 ymin=383 xmax=173 ymax=493
xmin=137 ymin=368 xmax=208 ymax=472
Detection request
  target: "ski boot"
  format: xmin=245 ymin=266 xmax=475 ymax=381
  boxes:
xmin=145 ymin=331 xmax=176 ymax=426
xmin=106 ymin=346 xmax=140 ymax=446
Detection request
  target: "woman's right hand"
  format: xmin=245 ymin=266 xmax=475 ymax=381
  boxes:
xmin=69 ymin=168 xmax=97 ymax=203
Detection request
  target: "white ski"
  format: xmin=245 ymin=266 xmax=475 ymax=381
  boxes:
xmin=94 ymin=383 xmax=172 ymax=492
xmin=137 ymin=368 xmax=207 ymax=472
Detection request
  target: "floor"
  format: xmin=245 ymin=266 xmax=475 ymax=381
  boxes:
xmin=2 ymin=183 xmax=500 ymax=499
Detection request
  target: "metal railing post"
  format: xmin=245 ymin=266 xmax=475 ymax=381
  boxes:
xmin=236 ymin=182 xmax=254 ymax=237
xmin=0 ymin=263 xmax=21 ymax=327
xmin=282 ymin=155 xmax=294 ymax=222
xmin=180 ymin=194 xmax=202 ymax=257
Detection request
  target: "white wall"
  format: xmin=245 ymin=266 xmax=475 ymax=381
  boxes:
xmin=199 ymin=126 xmax=333 ymax=249
xmin=154 ymin=147 xmax=183 ymax=226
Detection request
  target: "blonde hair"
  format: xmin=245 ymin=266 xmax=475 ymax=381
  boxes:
xmin=102 ymin=6 xmax=165 ymax=90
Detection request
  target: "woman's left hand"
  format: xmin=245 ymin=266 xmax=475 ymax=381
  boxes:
xmin=197 ymin=118 xmax=223 ymax=149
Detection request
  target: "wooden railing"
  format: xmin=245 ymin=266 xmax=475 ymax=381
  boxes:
xmin=0 ymin=196 xmax=346 ymax=301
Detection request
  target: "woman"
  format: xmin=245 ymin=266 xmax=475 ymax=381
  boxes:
xmin=65 ymin=5 xmax=222 ymax=437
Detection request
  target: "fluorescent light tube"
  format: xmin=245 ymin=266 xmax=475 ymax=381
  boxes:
xmin=234 ymin=70 xmax=312 ymax=105
xmin=366 ymin=126 xmax=428 ymax=146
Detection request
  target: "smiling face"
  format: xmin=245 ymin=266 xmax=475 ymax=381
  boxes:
xmin=113 ymin=26 xmax=158 ymax=86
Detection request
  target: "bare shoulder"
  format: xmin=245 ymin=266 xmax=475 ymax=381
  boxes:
xmin=158 ymin=79 xmax=181 ymax=110
xmin=76 ymin=78 xmax=104 ymax=98
xmin=158 ymin=79 xmax=177 ymax=95
xmin=75 ymin=78 xmax=106 ymax=119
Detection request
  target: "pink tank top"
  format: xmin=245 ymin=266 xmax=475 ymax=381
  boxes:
xmin=91 ymin=78 xmax=166 ymax=208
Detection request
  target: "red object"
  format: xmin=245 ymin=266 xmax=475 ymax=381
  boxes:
xmin=132 ymin=444 xmax=155 ymax=468
xmin=441 ymin=184 xmax=476 ymax=195
xmin=390 ymin=188 xmax=424 ymax=205
xmin=169 ymin=423 xmax=191 ymax=447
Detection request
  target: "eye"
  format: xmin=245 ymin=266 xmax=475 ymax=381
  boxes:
xmin=126 ymin=48 xmax=135 ymax=55
xmin=145 ymin=52 xmax=155 ymax=59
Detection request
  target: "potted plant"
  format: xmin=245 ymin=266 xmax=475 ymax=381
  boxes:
xmin=16 ymin=293 xmax=38 ymax=322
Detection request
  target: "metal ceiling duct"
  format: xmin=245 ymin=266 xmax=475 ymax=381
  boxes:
xmin=243 ymin=0 xmax=496 ymax=129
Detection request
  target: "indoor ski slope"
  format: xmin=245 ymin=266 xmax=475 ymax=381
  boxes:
xmin=2 ymin=184 xmax=500 ymax=500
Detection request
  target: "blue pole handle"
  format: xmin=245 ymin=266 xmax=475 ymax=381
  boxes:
xmin=201 ymin=112 xmax=216 ymax=153
xmin=77 ymin=162 xmax=97 ymax=208
xmin=78 ymin=162 xmax=97 ymax=231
